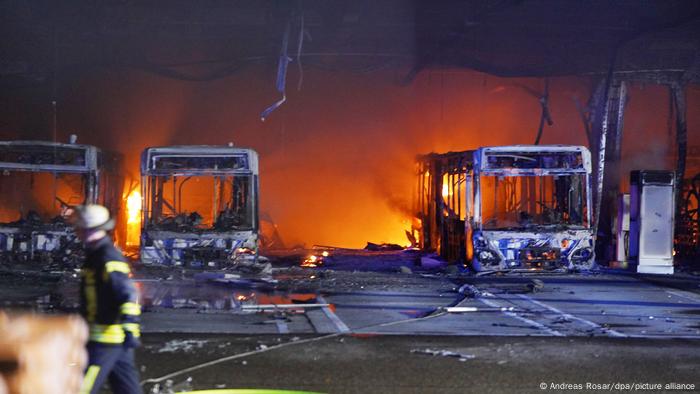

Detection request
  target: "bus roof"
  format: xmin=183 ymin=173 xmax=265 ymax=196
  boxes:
xmin=141 ymin=145 xmax=259 ymax=175
xmin=0 ymin=140 xmax=100 ymax=173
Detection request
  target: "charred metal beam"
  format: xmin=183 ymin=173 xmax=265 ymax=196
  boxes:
xmin=590 ymin=79 xmax=607 ymax=233
xmin=602 ymin=81 xmax=627 ymax=247
xmin=609 ymin=81 xmax=627 ymax=168
xmin=670 ymin=82 xmax=688 ymax=225
xmin=593 ymin=79 xmax=627 ymax=262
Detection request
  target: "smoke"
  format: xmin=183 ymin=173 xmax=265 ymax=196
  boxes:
xmin=0 ymin=69 xmax=697 ymax=248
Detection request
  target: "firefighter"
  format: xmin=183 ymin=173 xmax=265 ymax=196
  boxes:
xmin=72 ymin=204 xmax=142 ymax=394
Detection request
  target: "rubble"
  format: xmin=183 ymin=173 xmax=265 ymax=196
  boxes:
xmin=239 ymin=303 xmax=329 ymax=312
xmin=157 ymin=340 xmax=209 ymax=353
xmin=148 ymin=377 xmax=193 ymax=394
xmin=364 ymin=242 xmax=404 ymax=251
xmin=457 ymin=284 xmax=484 ymax=298
xmin=301 ymin=254 xmax=325 ymax=268
xmin=526 ymin=279 xmax=545 ymax=293
xmin=411 ymin=348 xmax=476 ymax=362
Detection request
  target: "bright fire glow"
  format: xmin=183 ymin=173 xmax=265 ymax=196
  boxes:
xmin=301 ymin=254 xmax=322 ymax=268
xmin=442 ymin=183 xmax=449 ymax=198
xmin=126 ymin=189 xmax=142 ymax=246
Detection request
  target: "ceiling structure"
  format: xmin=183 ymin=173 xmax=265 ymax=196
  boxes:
xmin=1 ymin=0 xmax=699 ymax=86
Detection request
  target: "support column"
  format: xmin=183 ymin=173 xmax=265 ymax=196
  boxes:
xmin=593 ymin=79 xmax=627 ymax=263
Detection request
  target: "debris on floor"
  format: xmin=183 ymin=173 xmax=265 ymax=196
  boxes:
xmin=229 ymin=257 xmax=273 ymax=276
xmin=420 ymin=255 xmax=447 ymax=270
xmin=301 ymin=251 xmax=329 ymax=268
xmin=148 ymin=376 xmax=193 ymax=394
xmin=441 ymin=306 xmax=516 ymax=313
xmin=411 ymin=348 xmax=476 ymax=362
xmin=157 ymin=339 xmax=209 ymax=353
xmin=526 ymin=279 xmax=545 ymax=293
xmin=193 ymin=271 xmax=278 ymax=288
xmin=552 ymin=316 xmax=573 ymax=324
xmin=364 ymin=242 xmax=404 ymax=251
xmin=458 ymin=284 xmax=489 ymax=297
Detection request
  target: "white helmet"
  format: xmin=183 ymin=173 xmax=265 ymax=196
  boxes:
xmin=72 ymin=204 xmax=115 ymax=231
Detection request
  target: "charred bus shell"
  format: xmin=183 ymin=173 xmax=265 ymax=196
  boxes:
xmin=140 ymin=145 xmax=259 ymax=268
xmin=0 ymin=140 xmax=122 ymax=269
xmin=416 ymin=145 xmax=594 ymax=272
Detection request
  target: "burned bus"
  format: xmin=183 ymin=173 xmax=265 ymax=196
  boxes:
xmin=140 ymin=145 xmax=259 ymax=267
xmin=0 ymin=140 xmax=123 ymax=267
xmin=415 ymin=145 xmax=594 ymax=271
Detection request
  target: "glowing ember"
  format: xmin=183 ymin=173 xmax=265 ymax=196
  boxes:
xmin=125 ymin=188 xmax=142 ymax=246
xmin=301 ymin=254 xmax=324 ymax=268
xmin=239 ymin=247 xmax=255 ymax=254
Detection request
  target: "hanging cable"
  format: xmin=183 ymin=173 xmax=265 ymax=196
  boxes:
xmin=533 ymin=78 xmax=553 ymax=145
xmin=260 ymin=20 xmax=292 ymax=121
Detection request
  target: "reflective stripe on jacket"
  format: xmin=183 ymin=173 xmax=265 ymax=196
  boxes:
xmin=80 ymin=236 xmax=141 ymax=344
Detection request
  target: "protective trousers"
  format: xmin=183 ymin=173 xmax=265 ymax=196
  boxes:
xmin=80 ymin=342 xmax=142 ymax=394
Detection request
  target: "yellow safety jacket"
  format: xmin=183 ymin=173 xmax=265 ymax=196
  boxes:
xmin=80 ymin=236 xmax=140 ymax=345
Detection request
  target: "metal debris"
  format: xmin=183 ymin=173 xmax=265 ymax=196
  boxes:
xmin=457 ymin=284 xmax=493 ymax=298
xmin=526 ymin=279 xmax=545 ymax=293
xmin=365 ymin=242 xmax=404 ymax=251
xmin=411 ymin=348 xmax=476 ymax=362
xmin=149 ymin=377 xmax=193 ymax=394
xmin=157 ymin=340 xmax=209 ymax=353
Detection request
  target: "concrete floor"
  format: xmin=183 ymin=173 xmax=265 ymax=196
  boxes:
xmin=136 ymin=334 xmax=700 ymax=394
xmin=135 ymin=253 xmax=700 ymax=339
xmin=2 ymin=250 xmax=700 ymax=393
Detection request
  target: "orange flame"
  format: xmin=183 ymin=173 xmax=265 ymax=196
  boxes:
xmin=301 ymin=254 xmax=322 ymax=268
xmin=441 ymin=183 xmax=449 ymax=198
xmin=126 ymin=188 xmax=142 ymax=246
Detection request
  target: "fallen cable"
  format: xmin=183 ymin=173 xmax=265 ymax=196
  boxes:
xmin=141 ymin=333 xmax=343 ymax=386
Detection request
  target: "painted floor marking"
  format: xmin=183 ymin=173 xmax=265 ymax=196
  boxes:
xmin=317 ymin=295 xmax=351 ymax=333
xmin=516 ymin=294 xmax=627 ymax=338
xmin=275 ymin=317 xmax=290 ymax=334
xmin=478 ymin=297 xmax=564 ymax=337
xmin=665 ymin=289 xmax=700 ymax=303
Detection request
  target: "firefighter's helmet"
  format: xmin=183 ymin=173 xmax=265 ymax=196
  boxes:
xmin=72 ymin=204 xmax=115 ymax=231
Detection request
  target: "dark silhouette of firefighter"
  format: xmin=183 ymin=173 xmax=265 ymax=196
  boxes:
xmin=72 ymin=204 xmax=142 ymax=394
